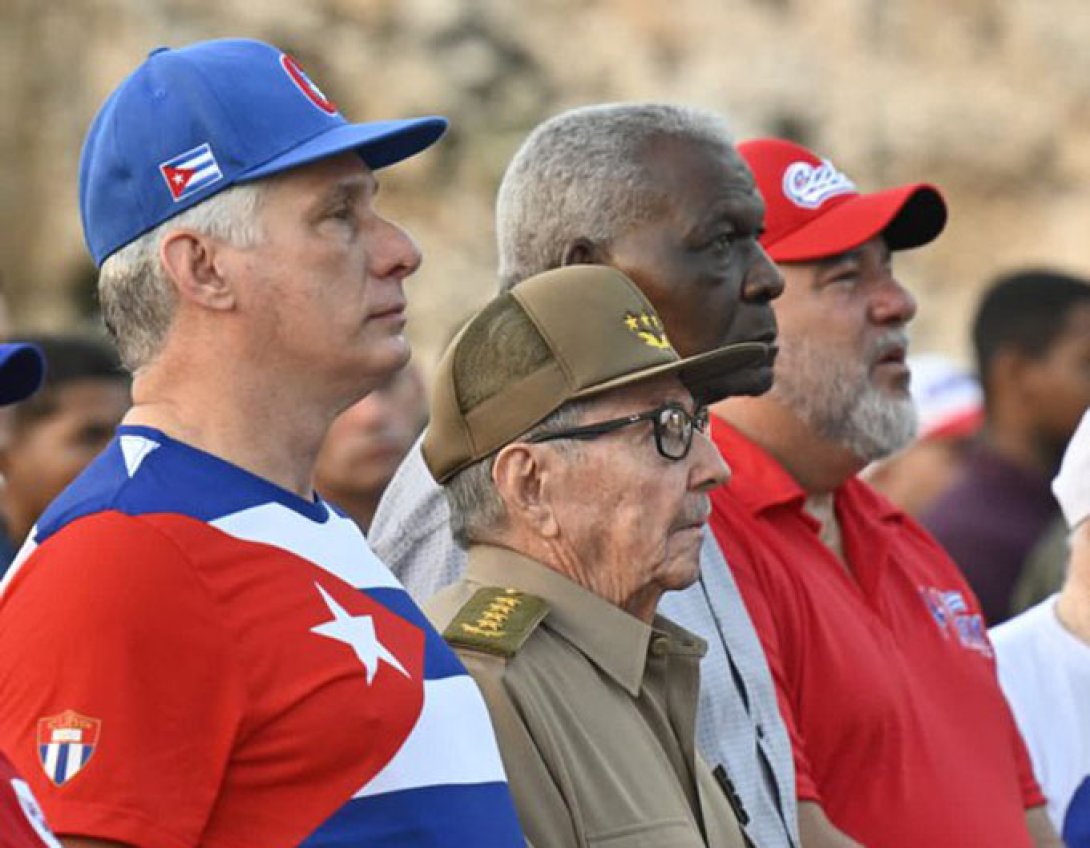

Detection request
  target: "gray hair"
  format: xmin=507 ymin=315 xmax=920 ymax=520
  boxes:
xmin=495 ymin=102 xmax=735 ymax=290
xmin=97 ymin=182 xmax=267 ymax=372
xmin=446 ymin=400 xmax=588 ymax=549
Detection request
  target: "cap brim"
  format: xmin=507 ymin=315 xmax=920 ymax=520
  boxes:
xmin=767 ymin=184 xmax=947 ymax=262
xmin=0 ymin=343 xmax=45 ymax=405
xmin=572 ymin=341 xmax=772 ymax=404
xmin=241 ymin=116 xmax=448 ymax=181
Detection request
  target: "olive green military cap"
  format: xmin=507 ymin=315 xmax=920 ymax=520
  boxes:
xmin=423 ymin=265 xmax=770 ymax=483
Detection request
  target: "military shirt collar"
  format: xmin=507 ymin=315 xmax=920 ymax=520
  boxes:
xmin=466 ymin=544 xmax=705 ymax=697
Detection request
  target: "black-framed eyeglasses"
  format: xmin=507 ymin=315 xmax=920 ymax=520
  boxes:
xmin=525 ymin=402 xmax=710 ymax=461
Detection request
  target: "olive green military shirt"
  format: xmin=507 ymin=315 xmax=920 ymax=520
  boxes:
xmin=425 ymin=544 xmax=748 ymax=848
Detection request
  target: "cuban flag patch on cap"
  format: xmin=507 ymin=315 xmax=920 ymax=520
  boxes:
xmin=159 ymin=142 xmax=224 ymax=202
xmin=37 ymin=710 xmax=100 ymax=786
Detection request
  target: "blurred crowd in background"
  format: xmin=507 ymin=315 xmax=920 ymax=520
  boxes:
xmin=2 ymin=5 xmax=1090 ymax=847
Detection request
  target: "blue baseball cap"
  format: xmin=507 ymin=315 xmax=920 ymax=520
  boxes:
xmin=79 ymin=38 xmax=449 ymax=266
xmin=0 ymin=343 xmax=44 ymax=405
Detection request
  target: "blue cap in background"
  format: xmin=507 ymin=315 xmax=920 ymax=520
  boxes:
xmin=0 ymin=344 xmax=45 ymax=405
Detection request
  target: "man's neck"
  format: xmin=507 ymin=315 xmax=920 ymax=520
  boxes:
xmin=712 ymin=395 xmax=863 ymax=495
xmin=127 ymin=356 xmax=336 ymax=499
xmin=1056 ymin=539 xmax=1090 ymax=646
xmin=989 ymin=403 xmax=1063 ymax=475
xmin=497 ymin=529 xmax=662 ymax=624
xmin=1 ymin=495 xmax=34 ymax=551
xmin=321 ymin=490 xmax=381 ymax=534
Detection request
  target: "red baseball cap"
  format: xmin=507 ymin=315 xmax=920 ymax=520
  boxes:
xmin=739 ymin=138 xmax=947 ymax=262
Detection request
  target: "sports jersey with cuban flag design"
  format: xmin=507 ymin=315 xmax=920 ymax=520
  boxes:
xmin=0 ymin=425 xmax=525 ymax=848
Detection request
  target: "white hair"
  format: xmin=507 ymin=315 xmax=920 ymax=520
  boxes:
xmin=446 ymin=401 xmax=587 ymax=549
xmin=495 ymin=102 xmax=736 ymax=291
xmin=97 ymin=182 xmax=267 ymax=372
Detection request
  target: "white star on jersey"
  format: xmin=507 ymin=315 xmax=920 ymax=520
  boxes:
xmin=310 ymin=583 xmax=410 ymax=684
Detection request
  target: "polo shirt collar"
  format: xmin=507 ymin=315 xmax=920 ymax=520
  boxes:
xmin=710 ymin=416 xmax=808 ymax=513
xmin=467 ymin=544 xmax=663 ymax=696
xmin=710 ymin=415 xmax=903 ymax=523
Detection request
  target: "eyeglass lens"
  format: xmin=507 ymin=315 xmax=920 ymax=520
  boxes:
xmin=656 ymin=404 xmax=708 ymax=459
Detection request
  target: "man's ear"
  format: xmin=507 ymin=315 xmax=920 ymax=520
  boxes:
xmin=159 ymin=229 xmax=237 ymax=312
xmin=492 ymin=444 xmax=559 ymax=538
xmin=561 ymin=238 xmax=610 ymax=269
xmin=0 ymin=410 xmax=17 ymax=477
xmin=990 ymin=346 xmax=1032 ymax=399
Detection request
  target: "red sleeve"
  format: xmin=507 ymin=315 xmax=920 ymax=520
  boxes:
xmin=1009 ymin=709 xmax=1047 ymax=809
xmin=709 ymin=497 xmax=821 ymax=805
xmin=0 ymin=512 xmax=247 ymax=848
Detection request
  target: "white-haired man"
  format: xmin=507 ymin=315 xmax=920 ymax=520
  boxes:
xmin=0 ymin=39 xmax=524 ymax=848
xmin=424 ymin=264 xmax=768 ymax=847
xmin=370 ymin=103 xmax=801 ymax=848
xmin=708 ymin=137 xmax=1059 ymax=847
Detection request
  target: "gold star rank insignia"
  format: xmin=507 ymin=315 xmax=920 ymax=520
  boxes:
xmin=624 ymin=310 xmax=673 ymax=350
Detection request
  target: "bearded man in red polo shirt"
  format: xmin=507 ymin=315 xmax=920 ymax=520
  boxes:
xmin=707 ymin=138 xmax=1061 ymax=848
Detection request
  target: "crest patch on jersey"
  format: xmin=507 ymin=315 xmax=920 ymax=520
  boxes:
xmin=37 ymin=710 xmax=100 ymax=786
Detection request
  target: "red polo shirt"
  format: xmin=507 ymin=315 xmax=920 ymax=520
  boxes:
xmin=709 ymin=419 xmax=1044 ymax=848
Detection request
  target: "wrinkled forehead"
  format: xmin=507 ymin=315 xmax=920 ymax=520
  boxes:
xmin=639 ymin=136 xmax=761 ymax=217
xmin=641 ymin=132 xmax=753 ymax=182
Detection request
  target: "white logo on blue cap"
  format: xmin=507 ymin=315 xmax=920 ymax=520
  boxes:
xmin=158 ymin=143 xmax=224 ymax=203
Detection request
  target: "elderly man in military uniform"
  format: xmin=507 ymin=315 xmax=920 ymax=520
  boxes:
xmin=424 ymin=264 xmax=769 ymax=848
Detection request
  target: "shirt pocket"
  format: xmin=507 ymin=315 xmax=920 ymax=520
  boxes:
xmin=587 ymin=817 xmax=706 ymax=848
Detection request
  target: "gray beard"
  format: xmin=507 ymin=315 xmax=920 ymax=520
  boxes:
xmin=770 ymin=332 xmax=918 ymax=463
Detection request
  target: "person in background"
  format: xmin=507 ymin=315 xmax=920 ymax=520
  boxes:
xmin=425 ymin=265 xmax=766 ymax=847
xmin=0 ymin=38 xmax=524 ymax=848
xmin=0 ymin=341 xmax=63 ymax=848
xmin=369 ymin=102 xmax=801 ymax=848
xmin=315 ymin=361 xmax=427 ymax=533
xmin=993 ymin=407 xmax=1090 ymax=848
xmin=864 ymin=353 xmax=982 ymax=516
xmin=709 ymin=136 xmax=1058 ymax=848
xmin=922 ymin=269 xmax=1090 ymax=624
xmin=0 ymin=335 xmax=129 ymax=573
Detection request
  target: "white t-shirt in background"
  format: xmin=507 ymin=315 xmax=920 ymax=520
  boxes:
xmin=993 ymin=595 xmax=1090 ymax=844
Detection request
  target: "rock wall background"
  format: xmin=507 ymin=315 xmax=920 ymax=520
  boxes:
xmin=4 ymin=0 xmax=1090 ymax=376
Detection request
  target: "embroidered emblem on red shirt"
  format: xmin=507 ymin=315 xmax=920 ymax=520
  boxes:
xmin=37 ymin=710 xmax=100 ymax=786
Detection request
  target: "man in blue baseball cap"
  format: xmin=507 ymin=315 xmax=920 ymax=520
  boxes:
xmin=0 ymin=39 xmax=524 ymax=848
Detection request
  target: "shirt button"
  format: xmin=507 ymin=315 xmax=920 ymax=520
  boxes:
xmin=651 ymin=636 xmax=671 ymax=656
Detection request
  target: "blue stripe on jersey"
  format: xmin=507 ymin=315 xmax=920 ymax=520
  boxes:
xmin=365 ymin=587 xmax=465 ymax=681
xmin=301 ymin=781 xmax=524 ymax=847
xmin=36 ymin=426 xmax=329 ymax=544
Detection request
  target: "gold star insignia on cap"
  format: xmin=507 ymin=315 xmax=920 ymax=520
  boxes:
xmin=624 ymin=311 xmax=672 ymax=350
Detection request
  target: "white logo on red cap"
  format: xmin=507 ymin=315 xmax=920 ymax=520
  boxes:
xmin=280 ymin=54 xmax=338 ymax=115
xmin=782 ymin=158 xmax=856 ymax=209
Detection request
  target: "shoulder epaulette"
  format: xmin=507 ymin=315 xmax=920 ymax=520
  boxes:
xmin=443 ymin=587 xmax=549 ymax=658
